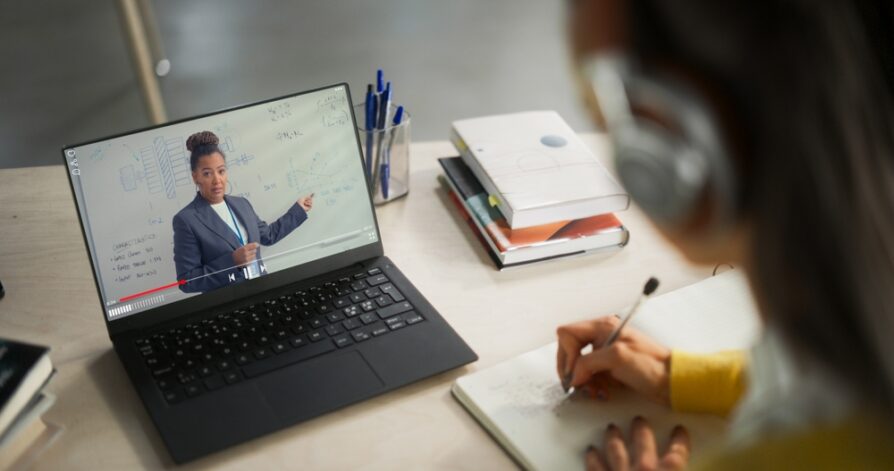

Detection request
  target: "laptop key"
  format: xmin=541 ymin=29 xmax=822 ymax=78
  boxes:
xmin=333 ymin=334 xmax=353 ymax=348
xmin=185 ymin=383 xmax=203 ymax=397
xmin=359 ymin=313 xmax=378 ymax=325
xmin=157 ymin=376 xmax=177 ymax=390
xmin=367 ymin=274 xmax=388 ymax=286
xmin=273 ymin=342 xmax=289 ymax=354
xmin=379 ymin=283 xmax=405 ymax=302
xmin=235 ymin=353 xmax=253 ymax=365
xmin=242 ymin=339 xmax=336 ymax=378
xmin=164 ymin=389 xmax=185 ymax=404
xmin=360 ymin=300 xmax=376 ymax=312
xmin=224 ymin=371 xmax=242 ymax=384
xmin=254 ymin=348 xmax=271 ymax=360
xmin=371 ymin=324 xmax=389 ymax=337
xmin=325 ymin=324 xmax=344 ymax=337
xmin=289 ymin=336 xmax=306 ymax=348
xmin=308 ymin=330 xmax=325 ymax=342
xmin=389 ymin=321 xmax=407 ymax=331
xmin=343 ymin=305 xmax=361 ymax=317
xmin=152 ymin=366 xmax=174 ymax=377
xmin=405 ymin=312 xmax=424 ymax=325
xmin=217 ymin=360 xmax=233 ymax=371
xmin=343 ymin=318 xmax=362 ymax=330
xmin=198 ymin=366 xmax=214 ymax=377
xmin=375 ymin=295 xmax=393 ymax=307
xmin=349 ymin=293 xmax=365 ymax=303
xmin=326 ymin=312 xmax=346 ymax=323
xmin=367 ymin=267 xmax=382 ymax=275
xmin=377 ymin=302 xmax=413 ymax=320
xmin=351 ymin=330 xmax=371 ymax=342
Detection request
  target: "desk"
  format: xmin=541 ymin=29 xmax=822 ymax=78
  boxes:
xmin=0 ymin=135 xmax=709 ymax=469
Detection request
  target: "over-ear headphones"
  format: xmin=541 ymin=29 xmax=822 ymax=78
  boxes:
xmin=581 ymin=53 xmax=737 ymax=233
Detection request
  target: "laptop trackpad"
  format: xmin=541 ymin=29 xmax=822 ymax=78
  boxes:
xmin=257 ymin=350 xmax=384 ymax=422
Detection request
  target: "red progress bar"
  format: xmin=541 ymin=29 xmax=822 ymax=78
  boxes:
xmin=119 ymin=280 xmax=186 ymax=303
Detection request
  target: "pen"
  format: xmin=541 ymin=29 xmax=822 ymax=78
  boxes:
xmin=562 ymin=277 xmax=660 ymax=394
xmin=376 ymin=69 xmax=384 ymax=94
xmin=381 ymin=105 xmax=404 ymax=199
xmin=371 ymin=82 xmax=392 ymax=195
xmin=364 ymin=84 xmax=376 ymax=180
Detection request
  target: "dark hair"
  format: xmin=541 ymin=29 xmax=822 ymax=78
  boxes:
xmin=186 ymin=131 xmax=225 ymax=171
xmin=631 ymin=0 xmax=894 ymax=416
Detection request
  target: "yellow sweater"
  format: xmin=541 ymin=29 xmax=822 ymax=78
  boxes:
xmin=669 ymin=350 xmax=894 ymax=469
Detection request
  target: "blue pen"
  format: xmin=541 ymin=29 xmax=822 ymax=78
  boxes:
xmin=376 ymin=69 xmax=384 ymax=94
xmin=364 ymin=84 xmax=375 ymax=180
xmin=381 ymin=105 xmax=404 ymax=199
xmin=377 ymin=81 xmax=392 ymax=129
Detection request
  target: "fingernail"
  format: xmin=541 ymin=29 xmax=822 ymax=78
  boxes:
xmin=596 ymin=390 xmax=607 ymax=401
xmin=561 ymin=373 xmax=572 ymax=393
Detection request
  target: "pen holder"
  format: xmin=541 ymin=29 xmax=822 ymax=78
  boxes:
xmin=355 ymin=103 xmax=411 ymax=205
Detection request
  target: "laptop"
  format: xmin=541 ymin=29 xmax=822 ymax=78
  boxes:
xmin=62 ymin=83 xmax=478 ymax=463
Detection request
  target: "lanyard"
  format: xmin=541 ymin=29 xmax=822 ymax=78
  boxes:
xmin=225 ymin=202 xmax=245 ymax=246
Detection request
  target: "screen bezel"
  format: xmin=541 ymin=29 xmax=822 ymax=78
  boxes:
xmin=62 ymin=83 xmax=385 ymax=338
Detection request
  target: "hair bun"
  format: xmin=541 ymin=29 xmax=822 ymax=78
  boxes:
xmin=186 ymin=131 xmax=219 ymax=152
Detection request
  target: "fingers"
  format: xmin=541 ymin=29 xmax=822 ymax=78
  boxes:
xmin=570 ymin=342 xmax=626 ymax=388
xmin=630 ymin=416 xmax=658 ymax=470
xmin=556 ymin=317 xmax=619 ymax=383
xmin=585 ymin=445 xmax=608 ymax=471
xmin=660 ymin=425 xmax=691 ymax=471
xmin=603 ymin=423 xmax=630 ymax=471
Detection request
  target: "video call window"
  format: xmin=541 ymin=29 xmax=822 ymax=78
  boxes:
xmin=65 ymin=86 xmax=378 ymax=321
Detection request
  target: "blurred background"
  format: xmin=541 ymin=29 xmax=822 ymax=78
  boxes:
xmin=0 ymin=0 xmax=594 ymax=169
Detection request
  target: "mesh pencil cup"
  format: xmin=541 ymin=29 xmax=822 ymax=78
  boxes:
xmin=355 ymin=103 xmax=411 ymax=205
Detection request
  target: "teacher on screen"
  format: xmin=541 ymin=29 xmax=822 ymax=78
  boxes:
xmin=173 ymin=131 xmax=313 ymax=293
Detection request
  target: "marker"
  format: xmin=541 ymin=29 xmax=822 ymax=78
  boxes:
xmin=364 ymin=84 xmax=376 ymax=180
xmin=562 ymin=277 xmax=660 ymax=394
xmin=381 ymin=105 xmax=404 ymax=199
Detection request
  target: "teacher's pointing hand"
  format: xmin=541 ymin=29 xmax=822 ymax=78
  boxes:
xmin=298 ymin=193 xmax=314 ymax=212
xmin=232 ymin=242 xmax=259 ymax=266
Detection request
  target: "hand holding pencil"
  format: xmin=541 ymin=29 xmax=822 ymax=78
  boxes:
xmin=555 ymin=277 xmax=671 ymax=403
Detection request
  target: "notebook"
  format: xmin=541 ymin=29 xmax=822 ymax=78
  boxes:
xmin=450 ymin=111 xmax=629 ymax=229
xmin=438 ymin=157 xmax=628 ymax=269
xmin=452 ymin=270 xmax=761 ymax=470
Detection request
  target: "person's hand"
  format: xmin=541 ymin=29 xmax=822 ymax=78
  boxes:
xmin=232 ymin=242 xmax=259 ymax=266
xmin=586 ymin=417 xmax=690 ymax=471
xmin=556 ymin=316 xmax=671 ymax=404
xmin=298 ymin=194 xmax=314 ymax=212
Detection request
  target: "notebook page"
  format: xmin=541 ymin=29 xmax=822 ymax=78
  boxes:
xmin=454 ymin=270 xmax=762 ymax=470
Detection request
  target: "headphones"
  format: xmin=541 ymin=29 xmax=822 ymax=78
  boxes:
xmin=581 ymin=53 xmax=738 ymax=233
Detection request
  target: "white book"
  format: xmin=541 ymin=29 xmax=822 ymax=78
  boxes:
xmin=451 ymin=111 xmax=629 ymax=229
xmin=452 ymin=271 xmax=762 ymax=470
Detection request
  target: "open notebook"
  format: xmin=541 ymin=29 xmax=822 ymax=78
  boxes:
xmin=452 ymin=271 xmax=762 ymax=470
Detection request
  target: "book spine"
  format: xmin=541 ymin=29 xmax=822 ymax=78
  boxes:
xmin=450 ymin=129 xmax=516 ymax=227
xmin=443 ymin=185 xmax=505 ymax=270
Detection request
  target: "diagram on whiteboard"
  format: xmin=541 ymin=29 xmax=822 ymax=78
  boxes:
xmin=286 ymin=152 xmax=359 ymax=206
xmin=117 ymin=135 xmax=235 ymax=198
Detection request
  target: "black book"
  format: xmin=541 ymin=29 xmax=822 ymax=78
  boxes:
xmin=0 ymin=339 xmax=53 ymax=436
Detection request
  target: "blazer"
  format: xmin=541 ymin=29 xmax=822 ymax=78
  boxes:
xmin=172 ymin=193 xmax=308 ymax=293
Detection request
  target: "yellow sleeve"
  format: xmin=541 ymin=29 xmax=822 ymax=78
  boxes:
xmin=669 ymin=350 xmax=747 ymax=416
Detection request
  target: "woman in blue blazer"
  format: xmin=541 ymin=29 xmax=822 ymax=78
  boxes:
xmin=173 ymin=131 xmax=313 ymax=293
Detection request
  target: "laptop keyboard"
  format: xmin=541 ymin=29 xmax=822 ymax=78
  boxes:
xmin=133 ymin=267 xmax=425 ymax=404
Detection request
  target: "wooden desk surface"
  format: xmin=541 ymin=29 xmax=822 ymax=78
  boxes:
xmin=0 ymin=135 xmax=709 ymax=469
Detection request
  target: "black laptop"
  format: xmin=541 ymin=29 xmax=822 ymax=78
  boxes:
xmin=62 ymin=83 xmax=477 ymax=463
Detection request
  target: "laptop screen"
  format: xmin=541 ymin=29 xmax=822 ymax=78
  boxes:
xmin=64 ymin=85 xmax=379 ymax=322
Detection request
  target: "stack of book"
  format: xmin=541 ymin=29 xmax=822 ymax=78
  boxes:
xmin=0 ymin=338 xmax=61 ymax=470
xmin=442 ymin=111 xmax=631 ymax=269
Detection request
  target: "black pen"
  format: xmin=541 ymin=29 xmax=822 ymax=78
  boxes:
xmin=562 ymin=277 xmax=660 ymax=394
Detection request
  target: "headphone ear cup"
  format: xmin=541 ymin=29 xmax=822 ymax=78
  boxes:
xmin=613 ymin=121 xmax=709 ymax=226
